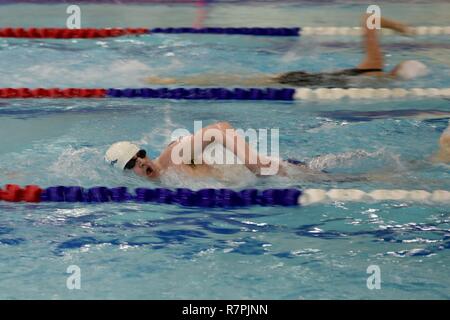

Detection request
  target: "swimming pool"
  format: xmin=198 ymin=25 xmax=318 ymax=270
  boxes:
xmin=0 ymin=1 xmax=449 ymax=299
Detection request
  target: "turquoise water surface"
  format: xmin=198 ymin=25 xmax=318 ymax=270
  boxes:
xmin=0 ymin=1 xmax=449 ymax=299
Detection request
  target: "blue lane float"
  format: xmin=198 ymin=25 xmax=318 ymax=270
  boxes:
xmin=106 ymin=88 xmax=296 ymax=100
xmin=41 ymin=186 xmax=302 ymax=207
xmin=150 ymin=27 xmax=300 ymax=36
xmin=2 ymin=184 xmax=449 ymax=205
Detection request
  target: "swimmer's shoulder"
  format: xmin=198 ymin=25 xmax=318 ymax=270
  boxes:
xmin=164 ymin=135 xmax=197 ymax=166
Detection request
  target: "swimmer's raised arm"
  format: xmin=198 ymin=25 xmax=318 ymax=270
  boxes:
xmin=167 ymin=122 xmax=280 ymax=176
xmin=212 ymin=122 xmax=280 ymax=176
xmin=159 ymin=122 xmax=238 ymax=165
xmin=358 ymin=14 xmax=411 ymax=70
xmin=157 ymin=122 xmax=224 ymax=165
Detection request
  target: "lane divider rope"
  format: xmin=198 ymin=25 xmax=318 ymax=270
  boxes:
xmin=0 ymin=27 xmax=298 ymax=38
xmin=293 ymin=88 xmax=450 ymax=100
xmin=0 ymin=28 xmax=148 ymax=38
xmin=301 ymin=26 xmax=450 ymax=36
xmin=1 ymin=185 xmax=449 ymax=207
xmin=0 ymin=26 xmax=448 ymax=38
xmin=0 ymin=87 xmax=449 ymax=100
xmin=300 ymin=189 xmax=450 ymax=206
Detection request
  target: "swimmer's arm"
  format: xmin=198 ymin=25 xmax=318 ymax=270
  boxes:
xmin=358 ymin=14 xmax=383 ymax=70
xmin=380 ymin=18 xmax=411 ymax=34
xmin=171 ymin=122 xmax=279 ymax=176
xmin=358 ymin=15 xmax=411 ymax=70
xmin=162 ymin=122 xmax=235 ymax=165
xmin=207 ymin=122 xmax=280 ymax=176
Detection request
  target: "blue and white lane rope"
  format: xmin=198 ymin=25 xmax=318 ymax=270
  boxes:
xmin=1 ymin=185 xmax=449 ymax=207
xmin=152 ymin=26 xmax=450 ymax=36
xmin=300 ymin=189 xmax=450 ymax=206
xmin=301 ymin=26 xmax=450 ymax=36
xmin=108 ymin=87 xmax=450 ymax=100
xmin=1 ymin=26 xmax=449 ymax=38
xmin=1 ymin=87 xmax=449 ymax=100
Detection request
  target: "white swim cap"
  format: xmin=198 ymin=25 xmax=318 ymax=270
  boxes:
xmin=394 ymin=60 xmax=429 ymax=80
xmin=105 ymin=141 xmax=140 ymax=170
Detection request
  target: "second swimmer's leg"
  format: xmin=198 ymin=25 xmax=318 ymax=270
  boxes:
xmin=145 ymin=74 xmax=276 ymax=86
xmin=144 ymin=76 xmax=177 ymax=85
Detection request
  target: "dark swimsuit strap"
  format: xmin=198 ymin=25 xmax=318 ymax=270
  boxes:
xmin=286 ymin=158 xmax=307 ymax=166
xmin=168 ymin=137 xmax=196 ymax=166
xmin=276 ymin=67 xmax=384 ymax=88
xmin=333 ymin=68 xmax=383 ymax=76
xmin=352 ymin=68 xmax=383 ymax=73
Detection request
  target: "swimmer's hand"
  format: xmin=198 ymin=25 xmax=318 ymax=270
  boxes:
xmin=431 ymin=132 xmax=450 ymax=164
xmin=375 ymin=16 xmax=415 ymax=36
xmin=396 ymin=23 xmax=415 ymax=36
xmin=385 ymin=19 xmax=415 ymax=36
xmin=144 ymin=76 xmax=177 ymax=85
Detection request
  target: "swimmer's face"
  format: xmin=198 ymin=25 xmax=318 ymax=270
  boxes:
xmin=124 ymin=150 xmax=159 ymax=180
xmin=132 ymin=156 xmax=160 ymax=180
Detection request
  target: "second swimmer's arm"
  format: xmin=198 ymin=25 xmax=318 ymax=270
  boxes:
xmin=358 ymin=15 xmax=411 ymax=70
xmin=379 ymin=16 xmax=412 ymax=34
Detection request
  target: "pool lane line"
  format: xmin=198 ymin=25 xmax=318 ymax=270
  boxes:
xmin=0 ymin=87 xmax=449 ymax=100
xmin=1 ymin=185 xmax=449 ymax=206
xmin=293 ymin=88 xmax=450 ymax=100
xmin=0 ymin=26 xmax=449 ymax=38
xmin=0 ymin=27 xmax=299 ymax=38
xmin=301 ymin=26 xmax=450 ymax=36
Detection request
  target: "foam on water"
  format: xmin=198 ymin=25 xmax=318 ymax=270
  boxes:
xmin=307 ymin=149 xmax=385 ymax=171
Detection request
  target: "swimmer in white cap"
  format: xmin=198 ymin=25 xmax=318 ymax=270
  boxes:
xmin=106 ymin=120 xmax=450 ymax=183
xmin=145 ymin=15 xmax=428 ymax=87
xmin=105 ymin=122 xmax=293 ymax=180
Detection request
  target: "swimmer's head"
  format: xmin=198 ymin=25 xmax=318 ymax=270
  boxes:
xmin=391 ymin=60 xmax=429 ymax=80
xmin=105 ymin=141 xmax=159 ymax=179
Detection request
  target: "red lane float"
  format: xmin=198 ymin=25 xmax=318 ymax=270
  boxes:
xmin=0 ymin=88 xmax=107 ymax=98
xmin=0 ymin=184 xmax=42 ymax=203
xmin=0 ymin=28 xmax=148 ymax=39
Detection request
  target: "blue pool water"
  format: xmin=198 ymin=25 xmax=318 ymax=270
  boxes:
xmin=0 ymin=2 xmax=449 ymax=299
